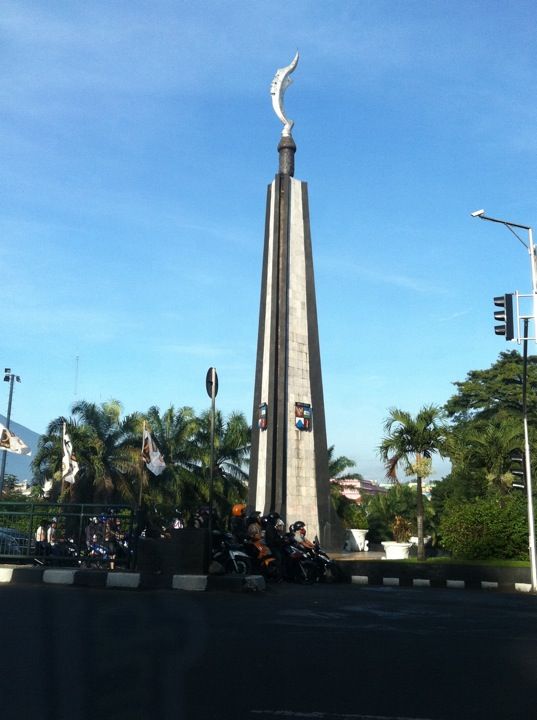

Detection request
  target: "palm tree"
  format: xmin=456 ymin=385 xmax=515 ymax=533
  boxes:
xmin=141 ymin=405 xmax=204 ymax=513
xmin=192 ymin=409 xmax=250 ymax=519
xmin=327 ymin=445 xmax=357 ymax=479
xmin=446 ymin=418 xmax=524 ymax=493
xmin=379 ymin=405 xmax=447 ymax=561
xmin=33 ymin=400 xmax=141 ymax=504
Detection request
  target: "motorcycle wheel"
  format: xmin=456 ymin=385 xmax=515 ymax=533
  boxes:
xmin=263 ymin=561 xmax=282 ymax=582
xmin=326 ymin=561 xmax=345 ymax=582
xmin=297 ymin=561 xmax=317 ymax=585
xmin=320 ymin=562 xmax=341 ymax=583
xmin=225 ymin=557 xmax=252 ymax=575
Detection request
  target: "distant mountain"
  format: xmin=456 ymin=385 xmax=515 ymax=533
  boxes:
xmin=0 ymin=415 xmax=40 ymax=483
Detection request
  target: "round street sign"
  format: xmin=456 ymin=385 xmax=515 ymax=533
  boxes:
xmin=205 ymin=367 xmax=218 ymax=399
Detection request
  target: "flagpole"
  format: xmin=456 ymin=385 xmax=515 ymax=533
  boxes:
xmin=61 ymin=422 xmax=66 ymax=496
xmin=0 ymin=370 xmax=19 ymax=494
xmin=139 ymin=421 xmax=145 ymax=509
xmin=208 ymin=368 xmax=216 ymax=538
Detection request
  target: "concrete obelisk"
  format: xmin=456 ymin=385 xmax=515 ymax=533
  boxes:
xmin=248 ymin=54 xmax=338 ymax=547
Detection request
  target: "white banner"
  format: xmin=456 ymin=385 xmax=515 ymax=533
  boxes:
xmin=142 ymin=427 xmax=166 ymax=476
xmin=0 ymin=423 xmax=31 ymax=455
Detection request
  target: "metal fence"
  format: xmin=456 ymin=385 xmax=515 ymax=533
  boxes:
xmin=0 ymin=502 xmax=136 ymax=569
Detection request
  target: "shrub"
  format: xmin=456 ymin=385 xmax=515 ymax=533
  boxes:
xmin=340 ymin=502 xmax=368 ymax=529
xmin=439 ymin=493 xmax=529 ymax=560
xmin=392 ymin=515 xmax=411 ymax=543
xmin=365 ymin=485 xmax=435 ymax=544
xmin=331 ymin=482 xmax=368 ymax=528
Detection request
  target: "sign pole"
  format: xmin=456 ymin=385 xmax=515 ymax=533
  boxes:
xmin=205 ymin=368 xmax=218 ymax=550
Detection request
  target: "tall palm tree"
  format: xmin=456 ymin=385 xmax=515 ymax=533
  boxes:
xmin=379 ymin=405 xmax=447 ymax=561
xmin=192 ymin=409 xmax=250 ymax=519
xmin=33 ymin=400 xmax=141 ymax=504
xmin=140 ymin=405 xmax=204 ymax=513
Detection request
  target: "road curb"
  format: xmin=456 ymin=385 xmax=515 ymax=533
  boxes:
xmin=350 ymin=574 xmax=534 ymax=593
xmin=337 ymin=557 xmax=534 ymax=594
xmin=0 ymin=566 xmax=266 ymax=592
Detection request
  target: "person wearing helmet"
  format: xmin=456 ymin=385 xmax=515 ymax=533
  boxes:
xmin=264 ymin=512 xmax=285 ymax=566
xmin=290 ymin=521 xmax=307 ymax=545
xmin=289 ymin=520 xmax=306 ymax=534
xmin=229 ymin=503 xmax=247 ymax=542
xmin=247 ymin=522 xmax=262 ymax=541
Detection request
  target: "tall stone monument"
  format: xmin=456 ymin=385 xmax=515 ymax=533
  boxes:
xmin=248 ymin=54 xmax=339 ymax=548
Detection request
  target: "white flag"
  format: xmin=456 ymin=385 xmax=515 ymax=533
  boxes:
xmin=0 ymin=423 xmax=31 ymax=455
xmin=62 ymin=426 xmax=79 ymax=484
xmin=142 ymin=426 xmax=166 ymax=476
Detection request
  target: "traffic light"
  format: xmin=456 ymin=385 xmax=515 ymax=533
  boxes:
xmin=493 ymin=294 xmax=515 ymax=340
xmin=509 ymin=450 xmax=525 ymax=489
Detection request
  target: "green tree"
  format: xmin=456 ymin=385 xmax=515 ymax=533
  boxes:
xmin=327 ymin=445 xmax=357 ymax=479
xmin=192 ymin=410 xmax=250 ymax=519
xmin=447 ymin=418 xmax=523 ymax=493
xmin=438 ymin=351 xmax=537 ymax=521
xmin=379 ymin=405 xmax=447 ymax=561
xmin=364 ymin=484 xmax=434 ymax=544
xmin=33 ymin=400 xmax=141 ymax=504
xmin=141 ymin=405 xmax=204 ymax=514
xmin=445 ymin=350 xmax=537 ymax=425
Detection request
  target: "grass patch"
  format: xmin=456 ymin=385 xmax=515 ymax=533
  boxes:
xmin=383 ymin=557 xmax=530 ymax=567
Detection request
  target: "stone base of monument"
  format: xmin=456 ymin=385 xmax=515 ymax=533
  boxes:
xmin=136 ymin=528 xmax=209 ymax=574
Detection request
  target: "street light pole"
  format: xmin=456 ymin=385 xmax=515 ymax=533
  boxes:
xmin=0 ymin=368 xmax=21 ymax=494
xmin=472 ymin=210 xmax=537 ymax=591
xmin=205 ymin=367 xmax=218 ymax=543
xmin=521 ymin=318 xmax=537 ymax=590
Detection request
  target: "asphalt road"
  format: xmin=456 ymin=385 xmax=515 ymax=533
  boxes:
xmin=1 ymin=582 xmax=536 ymax=720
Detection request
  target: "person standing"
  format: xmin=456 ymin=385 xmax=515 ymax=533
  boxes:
xmin=35 ymin=521 xmax=48 ymax=556
xmin=47 ymin=518 xmax=58 ymax=553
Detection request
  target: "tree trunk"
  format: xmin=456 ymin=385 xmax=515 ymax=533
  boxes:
xmin=416 ymin=474 xmax=425 ymax=561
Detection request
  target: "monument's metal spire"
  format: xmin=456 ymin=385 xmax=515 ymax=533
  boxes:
xmin=270 ymin=52 xmax=298 ymax=176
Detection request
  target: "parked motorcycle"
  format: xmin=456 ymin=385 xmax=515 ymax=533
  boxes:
xmin=245 ymin=536 xmax=281 ymax=581
xmin=211 ymin=531 xmax=252 ymax=575
xmin=301 ymin=536 xmax=343 ymax=583
xmin=82 ymin=537 xmax=115 ymax=569
xmin=280 ymin=535 xmax=319 ymax=584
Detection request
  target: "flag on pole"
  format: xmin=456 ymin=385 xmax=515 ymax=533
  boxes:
xmin=142 ymin=424 xmax=166 ymax=476
xmin=0 ymin=423 xmax=31 ymax=455
xmin=62 ymin=424 xmax=79 ymax=484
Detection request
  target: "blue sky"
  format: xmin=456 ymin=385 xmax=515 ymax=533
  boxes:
xmin=2 ymin=1 xmax=537 ymax=482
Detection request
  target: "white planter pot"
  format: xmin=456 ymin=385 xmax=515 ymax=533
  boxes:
xmin=345 ymin=529 xmax=369 ymax=552
xmin=381 ymin=541 xmax=412 ymax=560
xmin=409 ymin=536 xmax=431 ymax=546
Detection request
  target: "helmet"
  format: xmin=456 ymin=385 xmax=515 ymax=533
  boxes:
xmin=290 ymin=521 xmax=306 ymax=534
xmin=265 ymin=512 xmax=280 ymax=525
xmin=98 ymin=514 xmax=107 ymax=523
xmin=275 ymin=518 xmax=285 ymax=530
xmin=247 ymin=523 xmax=261 ymax=539
xmin=231 ymin=503 xmax=246 ymax=517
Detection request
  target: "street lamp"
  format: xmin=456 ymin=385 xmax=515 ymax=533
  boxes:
xmin=471 ymin=210 xmax=537 ymax=591
xmin=0 ymin=368 xmax=22 ymax=494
